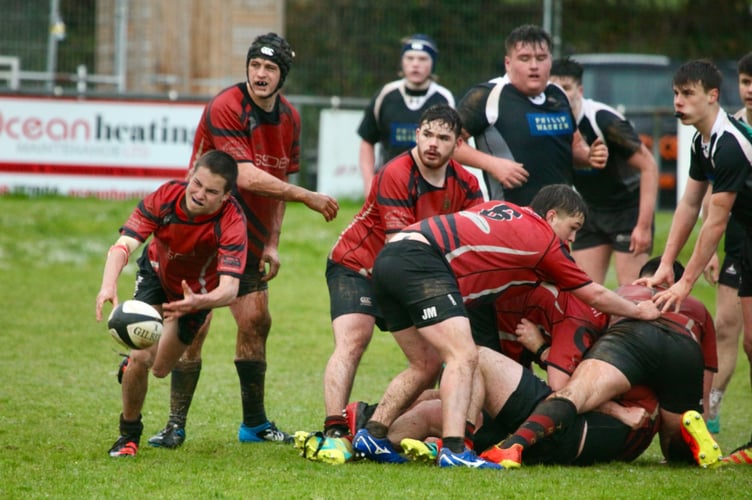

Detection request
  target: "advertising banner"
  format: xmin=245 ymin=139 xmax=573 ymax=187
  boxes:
xmin=0 ymin=95 xmax=204 ymax=198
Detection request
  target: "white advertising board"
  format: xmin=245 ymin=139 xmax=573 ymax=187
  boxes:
xmin=0 ymin=95 xmax=204 ymax=198
xmin=316 ymin=108 xmax=364 ymax=200
xmin=676 ymin=119 xmax=694 ymax=204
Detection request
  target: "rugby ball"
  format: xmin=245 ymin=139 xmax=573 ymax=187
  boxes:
xmin=108 ymin=300 xmax=163 ymax=350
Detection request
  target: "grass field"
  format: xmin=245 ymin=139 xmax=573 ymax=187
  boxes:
xmin=1 ymin=195 xmax=751 ymax=499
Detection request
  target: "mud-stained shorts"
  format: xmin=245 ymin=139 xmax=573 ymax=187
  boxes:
xmin=237 ymin=257 xmax=269 ymax=297
xmin=584 ymin=320 xmax=704 ymax=414
xmin=372 ymin=240 xmax=465 ymax=332
xmin=326 ymin=259 xmax=385 ymax=330
xmin=133 ymin=250 xmax=210 ymax=345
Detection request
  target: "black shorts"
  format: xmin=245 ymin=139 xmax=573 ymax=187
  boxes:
xmin=719 ymin=215 xmax=744 ymax=289
xmin=575 ymin=413 xmax=634 ymax=465
xmin=133 ymin=250 xmax=210 ymax=345
xmin=737 ymin=231 xmax=752 ymax=297
xmin=372 ymin=240 xmax=465 ymax=332
xmin=571 ymin=205 xmax=653 ymax=254
xmin=476 ymin=367 xmax=587 ymax=464
xmin=584 ymin=320 xmax=704 ymax=414
xmin=237 ymin=257 xmax=269 ymax=297
xmin=468 ymin=303 xmax=502 ymax=352
xmin=474 ymin=367 xmax=554 ymax=453
xmin=325 ymin=259 xmax=385 ymax=330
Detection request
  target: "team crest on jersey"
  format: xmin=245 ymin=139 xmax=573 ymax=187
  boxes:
xmin=479 ymin=203 xmax=523 ymax=221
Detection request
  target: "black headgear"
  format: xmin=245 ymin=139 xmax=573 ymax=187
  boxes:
xmin=245 ymin=33 xmax=295 ymax=90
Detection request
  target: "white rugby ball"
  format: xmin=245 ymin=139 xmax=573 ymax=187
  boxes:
xmin=108 ymin=300 xmax=163 ymax=350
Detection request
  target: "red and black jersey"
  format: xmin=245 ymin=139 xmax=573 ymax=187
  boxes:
xmin=410 ymin=200 xmax=592 ymax=305
xmin=190 ymin=83 xmax=300 ymax=259
xmin=613 ymin=284 xmax=718 ymax=372
xmin=121 ymin=180 xmax=247 ymax=301
xmin=612 ymin=385 xmax=661 ymax=462
xmin=329 ymin=152 xmax=483 ymax=275
xmin=495 ymin=284 xmax=607 ymax=373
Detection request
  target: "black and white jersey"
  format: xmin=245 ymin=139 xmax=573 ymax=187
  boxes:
xmin=457 ymin=75 xmax=576 ymax=205
xmin=574 ymin=98 xmax=643 ymax=210
xmin=689 ymin=110 xmax=752 ymax=232
xmin=357 ymin=79 xmax=455 ymax=169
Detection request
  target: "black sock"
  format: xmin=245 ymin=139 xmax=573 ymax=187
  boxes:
xmin=503 ymin=397 xmax=577 ymax=450
xmin=119 ymin=413 xmax=143 ymax=441
xmin=235 ymin=360 xmax=267 ymax=427
xmin=169 ymin=360 xmax=201 ymax=428
xmin=443 ymin=436 xmax=465 ymax=453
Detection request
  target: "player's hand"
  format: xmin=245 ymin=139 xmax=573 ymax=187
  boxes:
xmin=162 ymin=281 xmax=197 ymax=320
xmin=514 ymin=318 xmax=545 ymax=352
xmin=633 ymin=261 xmax=674 ymax=289
xmin=652 ymin=280 xmax=691 ymax=313
xmin=95 ymin=287 xmax=118 ymax=322
xmin=635 ymin=299 xmax=661 ymax=320
xmin=485 ymin=158 xmax=529 ymax=189
xmin=304 ymin=192 xmax=339 ymax=222
xmin=629 ymin=224 xmax=652 ymax=255
xmin=260 ymin=247 xmax=281 ymax=282
xmin=703 ymin=253 xmax=720 ymax=285
xmin=618 ymin=405 xmax=650 ymax=430
xmin=587 ymin=137 xmax=609 ymax=169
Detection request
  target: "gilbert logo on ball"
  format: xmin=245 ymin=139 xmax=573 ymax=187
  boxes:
xmin=108 ymin=300 xmax=163 ymax=350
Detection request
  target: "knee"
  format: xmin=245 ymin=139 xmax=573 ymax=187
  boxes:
xmin=151 ymin=366 xmax=170 ymax=378
xmin=237 ymin=309 xmax=272 ymax=337
xmin=336 ymin=329 xmax=373 ymax=359
xmin=743 ymin=338 xmax=752 ymax=359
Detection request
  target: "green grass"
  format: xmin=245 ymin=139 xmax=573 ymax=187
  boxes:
xmin=1 ymin=196 xmax=751 ymax=499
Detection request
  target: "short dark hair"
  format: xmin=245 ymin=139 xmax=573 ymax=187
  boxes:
xmin=551 ymin=57 xmax=584 ymax=84
xmin=193 ymin=150 xmax=238 ymax=193
xmin=529 ymin=184 xmax=588 ymax=220
xmin=638 ymin=256 xmax=685 ymax=281
xmin=738 ymin=52 xmax=752 ymax=76
xmin=673 ymin=59 xmax=723 ymax=95
xmin=505 ymin=24 xmax=552 ymax=55
xmin=418 ymin=104 xmax=462 ymax=138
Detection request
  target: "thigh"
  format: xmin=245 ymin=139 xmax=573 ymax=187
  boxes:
xmin=571 ymin=245 xmax=611 ymax=284
xmin=557 ymin=358 xmax=632 ymax=413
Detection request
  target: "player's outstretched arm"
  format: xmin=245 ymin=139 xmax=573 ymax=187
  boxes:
xmin=95 ymin=235 xmax=141 ymax=321
xmin=573 ymin=282 xmax=660 ymax=321
xmin=237 ymin=160 xmax=339 ymax=221
xmin=162 ymin=277 xmax=240 ymax=320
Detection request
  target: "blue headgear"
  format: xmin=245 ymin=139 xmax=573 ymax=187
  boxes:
xmin=401 ymin=34 xmax=438 ymax=72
